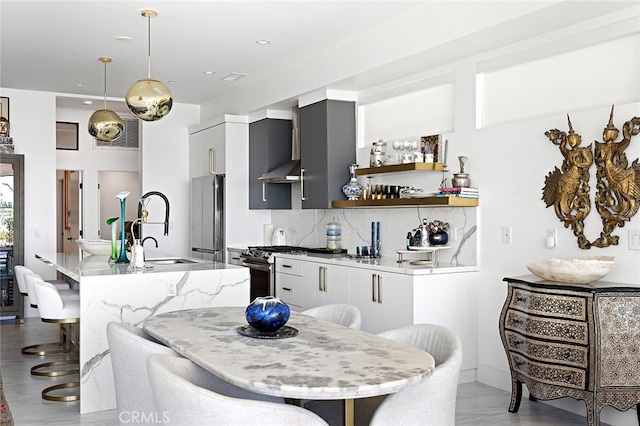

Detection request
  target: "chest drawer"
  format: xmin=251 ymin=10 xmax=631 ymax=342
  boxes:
xmin=510 ymin=352 xmax=586 ymax=390
xmin=505 ymin=309 xmax=588 ymax=345
xmin=275 ymin=257 xmax=303 ymax=276
xmin=505 ymin=330 xmax=588 ymax=368
xmin=510 ymin=286 xmax=586 ymax=321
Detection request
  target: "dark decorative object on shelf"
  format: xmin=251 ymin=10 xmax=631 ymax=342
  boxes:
xmin=245 ymin=296 xmax=290 ymax=332
xmin=428 ymin=231 xmax=449 ymax=246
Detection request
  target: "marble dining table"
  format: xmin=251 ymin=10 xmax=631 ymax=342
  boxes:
xmin=143 ymin=306 xmax=435 ymax=426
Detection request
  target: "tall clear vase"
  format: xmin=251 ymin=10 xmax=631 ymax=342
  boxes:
xmin=115 ymin=197 xmax=129 ymax=264
xmin=110 ymin=221 xmax=118 ymax=262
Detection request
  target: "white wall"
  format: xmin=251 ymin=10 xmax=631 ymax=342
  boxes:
xmin=140 ymin=103 xmax=200 ymax=257
xmin=1 ymin=88 xmax=57 ymax=283
xmin=56 ymin=108 xmax=139 ymax=240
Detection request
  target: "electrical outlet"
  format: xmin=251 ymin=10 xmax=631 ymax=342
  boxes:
xmin=546 ymin=228 xmax=557 ymax=247
xmin=167 ymin=280 xmax=177 ymax=296
xmin=451 ymin=227 xmax=458 ymax=242
xmin=502 ymin=227 xmax=512 ymax=244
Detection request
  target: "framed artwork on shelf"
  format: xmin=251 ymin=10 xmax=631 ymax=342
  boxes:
xmin=56 ymin=121 xmax=79 ymax=150
xmin=0 ymin=97 xmax=8 ymax=121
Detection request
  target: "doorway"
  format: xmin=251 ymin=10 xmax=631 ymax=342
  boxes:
xmin=56 ymin=170 xmax=82 ymax=253
xmin=98 ymin=171 xmax=140 ymax=241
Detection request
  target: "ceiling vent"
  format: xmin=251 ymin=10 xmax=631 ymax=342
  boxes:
xmin=94 ymin=117 xmax=140 ymax=149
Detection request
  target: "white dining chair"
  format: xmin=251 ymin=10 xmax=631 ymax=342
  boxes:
xmin=306 ymin=323 xmax=462 ymax=426
xmin=357 ymin=324 xmax=463 ymax=426
xmin=301 ymin=304 xmax=362 ymax=330
xmin=147 ymin=354 xmax=329 ymax=426
xmin=107 ymin=322 xmax=283 ymax=425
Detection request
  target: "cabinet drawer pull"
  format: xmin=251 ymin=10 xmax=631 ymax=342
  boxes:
xmin=282 ymin=264 xmax=293 ymax=269
xmin=377 ymin=275 xmax=382 ymax=304
xmin=319 ymin=266 xmax=327 ymax=292
xmin=281 ymin=287 xmax=293 ymax=292
xmin=231 ymin=256 xmax=240 ymax=261
xmin=371 ymin=274 xmax=376 ymax=302
xmin=300 ymin=168 xmax=306 ymax=201
xmin=262 ymin=181 xmax=267 ymax=202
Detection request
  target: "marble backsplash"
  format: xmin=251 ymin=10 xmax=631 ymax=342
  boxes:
xmin=271 ymin=207 xmax=477 ymax=267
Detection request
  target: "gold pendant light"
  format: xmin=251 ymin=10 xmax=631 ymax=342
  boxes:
xmin=125 ymin=9 xmax=173 ymax=122
xmin=88 ymin=57 xmax=124 ymax=142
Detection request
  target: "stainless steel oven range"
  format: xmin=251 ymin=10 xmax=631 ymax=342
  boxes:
xmin=239 ymin=246 xmax=306 ymax=301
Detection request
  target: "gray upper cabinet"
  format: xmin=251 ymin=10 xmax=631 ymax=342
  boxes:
xmin=249 ymin=118 xmax=293 ymax=209
xmin=300 ymin=100 xmax=356 ymax=209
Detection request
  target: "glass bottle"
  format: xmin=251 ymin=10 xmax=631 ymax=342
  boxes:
xmin=326 ymin=217 xmax=342 ymax=250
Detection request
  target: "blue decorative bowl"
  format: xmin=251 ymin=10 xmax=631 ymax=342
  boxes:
xmin=245 ymin=296 xmax=291 ymax=332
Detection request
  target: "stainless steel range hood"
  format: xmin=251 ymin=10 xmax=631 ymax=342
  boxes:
xmin=257 ymin=159 xmax=300 ymax=183
xmin=257 ymin=106 xmax=301 ymax=184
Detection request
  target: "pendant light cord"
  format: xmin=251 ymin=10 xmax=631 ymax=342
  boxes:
xmin=103 ymin=60 xmax=108 ymax=110
xmin=147 ymin=14 xmax=151 ymax=79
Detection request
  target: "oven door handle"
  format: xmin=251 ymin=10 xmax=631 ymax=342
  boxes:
xmin=241 ymin=261 xmax=272 ymax=272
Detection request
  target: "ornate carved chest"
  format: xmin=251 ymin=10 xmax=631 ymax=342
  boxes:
xmin=500 ymin=275 xmax=640 ymax=425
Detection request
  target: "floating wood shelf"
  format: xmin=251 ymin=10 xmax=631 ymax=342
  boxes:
xmin=332 ymin=196 xmax=478 ymax=208
xmin=355 ymin=162 xmax=445 ymax=176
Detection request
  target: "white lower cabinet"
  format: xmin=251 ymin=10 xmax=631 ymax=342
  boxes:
xmin=275 ymin=258 xmax=304 ymax=311
xmin=349 ymin=269 xmax=413 ymax=334
xmin=302 ymin=263 xmax=350 ymax=311
xmin=274 ymin=255 xmax=478 ymax=379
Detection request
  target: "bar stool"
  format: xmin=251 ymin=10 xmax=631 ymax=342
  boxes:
xmin=32 ymin=279 xmax=80 ymax=402
xmin=19 ymin=269 xmax=79 ymax=356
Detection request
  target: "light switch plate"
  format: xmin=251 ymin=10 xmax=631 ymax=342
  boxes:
xmin=630 ymin=230 xmax=640 ymax=251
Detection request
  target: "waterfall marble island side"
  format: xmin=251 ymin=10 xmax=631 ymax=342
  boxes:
xmin=35 ymin=252 xmax=250 ymax=414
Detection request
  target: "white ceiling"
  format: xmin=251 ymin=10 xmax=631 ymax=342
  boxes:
xmin=1 ymin=1 xmax=637 ymax=116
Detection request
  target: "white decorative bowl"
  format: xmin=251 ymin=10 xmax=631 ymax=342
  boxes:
xmin=76 ymin=239 xmax=114 ymax=255
xmin=526 ymin=256 xmax=615 ymax=284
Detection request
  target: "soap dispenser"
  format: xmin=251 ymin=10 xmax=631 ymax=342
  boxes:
xmin=132 ymin=239 xmax=145 ymax=268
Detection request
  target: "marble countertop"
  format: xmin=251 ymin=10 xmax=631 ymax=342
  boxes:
xmin=144 ymin=306 xmax=435 ymax=400
xmin=273 ymin=251 xmax=478 ymax=276
xmin=36 ymin=251 xmax=241 ymax=281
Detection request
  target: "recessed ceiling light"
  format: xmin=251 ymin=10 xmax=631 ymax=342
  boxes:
xmin=221 ymin=73 xmax=247 ymax=82
xmin=256 ymin=39 xmax=271 ymax=45
xmin=83 ymin=100 xmax=93 ymax=105
xmin=167 ymin=80 xmax=177 ymax=84
xmin=203 ymin=71 xmax=215 ymax=75
xmin=76 ymin=83 xmax=84 ymax=88
xmin=116 ymin=36 xmax=132 ymax=41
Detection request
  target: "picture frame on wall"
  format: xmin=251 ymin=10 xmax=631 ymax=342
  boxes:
xmin=56 ymin=121 xmax=79 ymax=150
xmin=0 ymin=97 xmax=8 ymax=121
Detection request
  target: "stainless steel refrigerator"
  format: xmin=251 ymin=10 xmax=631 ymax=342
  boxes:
xmin=191 ymin=174 xmax=225 ymax=262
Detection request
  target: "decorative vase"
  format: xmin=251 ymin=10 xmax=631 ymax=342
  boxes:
xmin=245 ymin=296 xmax=290 ymax=332
xmin=452 ymin=173 xmax=470 ymax=188
xmin=342 ymin=164 xmax=364 ymax=200
xmin=428 ymin=231 xmax=449 ymax=246
xmin=110 ymin=221 xmax=118 ymax=262
xmin=115 ymin=193 xmax=130 ymax=264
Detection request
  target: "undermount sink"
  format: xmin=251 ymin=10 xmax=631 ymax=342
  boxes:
xmin=145 ymin=257 xmax=200 ymax=265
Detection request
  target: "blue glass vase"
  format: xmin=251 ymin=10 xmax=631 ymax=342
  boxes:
xmin=245 ymin=296 xmax=290 ymax=332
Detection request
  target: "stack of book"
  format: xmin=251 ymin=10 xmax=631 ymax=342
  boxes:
xmin=437 ymin=187 xmax=479 ymax=198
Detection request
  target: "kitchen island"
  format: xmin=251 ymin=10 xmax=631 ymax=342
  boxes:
xmin=35 ymin=252 xmax=250 ymax=414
